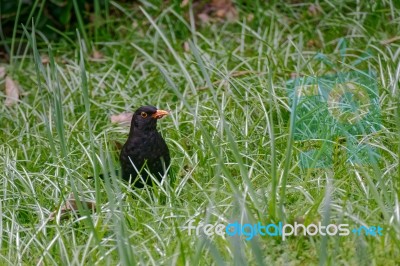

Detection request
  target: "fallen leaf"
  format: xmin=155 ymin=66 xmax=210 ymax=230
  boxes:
xmin=91 ymin=49 xmax=104 ymax=60
xmin=183 ymin=41 xmax=190 ymax=52
xmin=290 ymin=72 xmax=302 ymax=79
xmin=49 ymin=193 xmax=96 ymax=221
xmin=380 ymin=36 xmax=400 ymax=45
xmin=110 ymin=112 xmax=133 ymax=125
xmin=41 ymin=55 xmax=50 ymax=65
xmin=229 ymin=70 xmax=256 ymax=77
xmin=307 ymin=39 xmax=321 ymax=48
xmin=198 ymin=13 xmax=210 ymax=23
xmin=181 ymin=0 xmax=189 ymax=7
xmin=212 ymin=0 xmax=237 ymax=21
xmin=0 ymin=66 xmax=6 ymax=79
xmin=5 ymin=76 xmax=20 ymax=106
xmin=196 ymin=0 xmax=237 ymax=24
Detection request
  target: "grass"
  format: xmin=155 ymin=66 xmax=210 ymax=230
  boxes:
xmin=1 ymin=0 xmax=400 ymax=265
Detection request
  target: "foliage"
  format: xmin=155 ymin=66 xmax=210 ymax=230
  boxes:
xmin=1 ymin=0 xmax=399 ymax=264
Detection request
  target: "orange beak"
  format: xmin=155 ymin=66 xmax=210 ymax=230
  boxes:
xmin=151 ymin=109 xmax=169 ymax=119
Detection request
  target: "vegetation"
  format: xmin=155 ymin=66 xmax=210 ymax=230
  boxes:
xmin=1 ymin=0 xmax=399 ymax=264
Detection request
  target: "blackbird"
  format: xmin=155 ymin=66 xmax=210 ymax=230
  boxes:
xmin=119 ymin=106 xmax=170 ymax=188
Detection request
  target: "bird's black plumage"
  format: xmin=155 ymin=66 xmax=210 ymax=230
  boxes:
xmin=119 ymin=106 xmax=170 ymax=188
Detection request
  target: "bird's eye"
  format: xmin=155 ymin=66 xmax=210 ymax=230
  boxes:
xmin=140 ymin=112 xmax=148 ymax=118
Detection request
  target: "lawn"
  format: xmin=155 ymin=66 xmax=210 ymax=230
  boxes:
xmin=1 ymin=0 xmax=399 ymax=265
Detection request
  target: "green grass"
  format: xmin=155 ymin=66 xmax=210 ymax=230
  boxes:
xmin=1 ymin=1 xmax=400 ymax=265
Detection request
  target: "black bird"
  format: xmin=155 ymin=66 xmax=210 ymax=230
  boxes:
xmin=119 ymin=106 xmax=170 ymax=188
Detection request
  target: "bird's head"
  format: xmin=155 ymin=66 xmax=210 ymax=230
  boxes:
xmin=131 ymin=105 xmax=169 ymax=132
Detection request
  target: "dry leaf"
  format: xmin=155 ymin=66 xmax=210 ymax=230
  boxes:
xmin=290 ymin=72 xmax=305 ymax=79
xmin=91 ymin=50 xmax=104 ymax=60
xmin=41 ymin=55 xmax=50 ymax=65
xmin=110 ymin=112 xmax=133 ymax=125
xmin=181 ymin=0 xmax=189 ymax=7
xmin=307 ymin=39 xmax=321 ymax=48
xmin=308 ymin=4 xmax=321 ymax=16
xmin=196 ymin=0 xmax=237 ymax=24
xmin=198 ymin=13 xmax=210 ymax=23
xmin=0 ymin=66 xmax=6 ymax=79
xmin=211 ymin=0 xmax=237 ymax=21
xmin=380 ymin=36 xmax=400 ymax=45
xmin=229 ymin=70 xmax=256 ymax=77
xmin=5 ymin=76 xmax=20 ymax=106
xmin=49 ymin=193 xmax=96 ymax=221
xmin=183 ymin=41 xmax=190 ymax=53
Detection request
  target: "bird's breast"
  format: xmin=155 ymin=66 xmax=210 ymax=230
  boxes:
xmin=122 ymin=131 xmax=166 ymax=161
